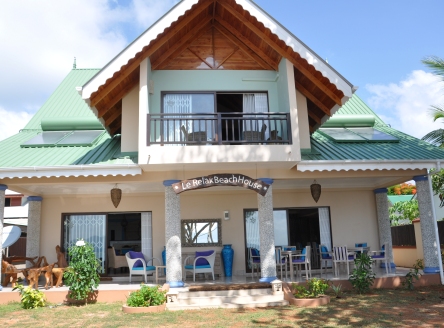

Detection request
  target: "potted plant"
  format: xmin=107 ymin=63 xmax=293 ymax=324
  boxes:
xmin=289 ymin=278 xmax=330 ymax=307
xmin=63 ymin=239 xmax=101 ymax=304
xmin=122 ymin=284 xmax=168 ymax=313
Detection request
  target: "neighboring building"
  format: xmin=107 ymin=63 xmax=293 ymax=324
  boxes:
xmin=0 ymin=0 xmax=443 ymax=284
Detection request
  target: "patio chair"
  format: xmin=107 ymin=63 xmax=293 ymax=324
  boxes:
xmin=183 ymin=250 xmax=216 ymax=281
xmin=107 ymin=246 xmax=128 ymax=274
xmin=319 ymin=244 xmax=333 ymax=275
xmin=275 ymin=247 xmax=287 ymax=279
xmin=291 ymin=246 xmax=311 ymax=280
xmin=332 ymin=246 xmax=355 ymax=277
xmin=125 ymin=251 xmax=161 ymax=283
xmin=181 ymin=125 xmax=207 ymax=143
xmin=370 ymin=243 xmax=390 ymax=275
xmin=354 ymin=243 xmax=369 ymax=256
xmin=249 ymin=247 xmax=261 ymax=277
xmin=243 ymin=123 xmax=267 ymax=143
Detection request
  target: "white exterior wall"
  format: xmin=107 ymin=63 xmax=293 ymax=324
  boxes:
xmin=295 ymin=90 xmax=311 ymax=150
xmin=40 ymin=189 xmax=379 ymax=275
xmin=121 ymin=86 xmax=139 ymax=152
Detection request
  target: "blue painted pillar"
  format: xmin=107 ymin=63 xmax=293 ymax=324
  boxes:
xmin=163 ymin=180 xmax=184 ymax=287
xmin=414 ymin=175 xmax=441 ymax=273
xmin=258 ymin=178 xmax=277 ymax=283
xmin=374 ymin=188 xmax=396 ymax=270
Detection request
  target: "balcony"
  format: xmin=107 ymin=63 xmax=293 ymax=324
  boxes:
xmin=147 ymin=112 xmax=291 ymax=146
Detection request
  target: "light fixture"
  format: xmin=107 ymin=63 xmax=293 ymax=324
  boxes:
xmin=310 ymin=180 xmax=321 ymax=203
xmin=110 ymin=184 xmax=122 ymax=208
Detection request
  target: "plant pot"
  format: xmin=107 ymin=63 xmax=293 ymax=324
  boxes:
xmin=221 ymin=244 xmax=234 ymax=277
xmin=289 ymin=295 xmax=330 ymax=307
xmin=122 ymin=303 xmax=166 ymax=313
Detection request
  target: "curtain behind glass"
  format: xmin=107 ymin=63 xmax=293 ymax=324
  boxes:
xmin=141 ymin=212 xmax=153 ymax=260
xmin=319 ymin=207 xmax=332 ymax=266
xmin=63 ymin=215 xmax=106 ymax=272
xmin=243 ymin=93 xmax=268 ymax=136
xmin=163 ymin=94 xmax=192 ymax=143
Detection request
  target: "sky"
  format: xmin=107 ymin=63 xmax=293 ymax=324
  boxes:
xmin=0 ymin=0 xmax=443 ymax=142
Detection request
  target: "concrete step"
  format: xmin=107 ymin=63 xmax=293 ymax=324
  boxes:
xmin=166 ymin=288 xmax=287 ymax=310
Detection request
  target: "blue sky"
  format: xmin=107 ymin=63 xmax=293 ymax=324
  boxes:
xmin=0 ymin=0 xmax=443 ymax=141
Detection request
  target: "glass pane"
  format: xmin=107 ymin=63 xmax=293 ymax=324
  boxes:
xmin=181 ymin=219 xmax=221 ymax=247
xmin=348 ymin=127 xmax=398 ymax=142
xmin=22 ymin=131 xmax=71 ymax=146
xmin=273 ymin=210 xmax=288 ymax=247
xmin=57 ymin=130 xmax=103 ymax=146
xmin=319 ymin=128 xmax=366 ymax=142
xmin=63 ymin=214 xmax=106 ymax=272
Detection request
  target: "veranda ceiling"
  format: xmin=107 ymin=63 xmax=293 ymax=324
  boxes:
xmin=83 ymin=0 xmax=351 ymax=135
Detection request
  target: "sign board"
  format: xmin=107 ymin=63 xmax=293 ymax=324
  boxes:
xmin=172 ymin=174 xmax=270 ymax=196
xmin=2 ymin=225 xmax=21 ymax=248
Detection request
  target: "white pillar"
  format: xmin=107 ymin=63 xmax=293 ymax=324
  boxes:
xmin=374 ymin=188 xmax=395 ymax=269
xmin=414 ymin=175 xmax=441 ymax=273
xmin=164 ymin=180 xmax=184 ymax=288
xmin=257 ymin=178 xmax=277 ymax=282
xmin=26 ymin=196 xmax=42 ymax=267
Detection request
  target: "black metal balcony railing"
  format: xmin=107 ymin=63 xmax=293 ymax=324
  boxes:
xmin=147 ymin=112 xmax=291 ymax=146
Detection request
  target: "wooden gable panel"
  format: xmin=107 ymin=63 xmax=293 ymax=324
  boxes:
xmin=165 ymin=48 xmax=211 ymax=70
xmin=220 ymin=49 xmax=263 ymax=70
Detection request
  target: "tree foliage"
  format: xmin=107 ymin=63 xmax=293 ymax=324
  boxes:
xmin=389 ymin=199 xmax=419 ymax=225
xmin=421 ymin=56 xmax=444 ymax=147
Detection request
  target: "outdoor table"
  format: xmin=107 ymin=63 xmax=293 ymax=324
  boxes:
xmin=281 ymin=250 xmax=301 ymax=279
xmin=349 ymin=246 xmax=370 ymax=255
xmin=155 ymin=265 xmax=166 ymax=284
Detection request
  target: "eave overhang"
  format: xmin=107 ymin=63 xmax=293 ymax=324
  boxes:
xmin=297 ymin=160 xmax=440 ymax=172
xmin=0 ymin=164 xmax=142 ymax=179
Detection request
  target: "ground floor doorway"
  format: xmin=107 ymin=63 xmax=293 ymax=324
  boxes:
xmin=244 ymin=207 xmax=332 ymax=272
xmin=62 ymin=212 xmax=152 ymax=274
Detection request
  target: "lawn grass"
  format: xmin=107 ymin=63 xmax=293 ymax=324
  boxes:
xmin=1 ymin=285 xmax=443 ymax=327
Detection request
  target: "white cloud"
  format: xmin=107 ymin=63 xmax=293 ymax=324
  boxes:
xmin=0 ymin=107 xmax=33 ymax=142
xmin=366 ymin=70 xmax=444 ymax=140
xmin=0 ymin=0 xmax=177 ymax=141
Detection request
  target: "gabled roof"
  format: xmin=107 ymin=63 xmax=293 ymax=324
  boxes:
xmin=79 ymin=0 xmax=354 ymax=135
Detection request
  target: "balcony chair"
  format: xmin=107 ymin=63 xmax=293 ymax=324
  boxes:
xmin=249 ymin=247 xmax=261 ymax=277
xmin=370 ymin=243 xmax=390 ymax=275
xmin=332 ymin=246 xmax=355 ymax=277
xmin=319 ymin=244 xmax=333 ymax=275
xmin=181 ymin=125 xmax=207 ymax=143
xmin=243 ymin=123 xmax=267 ymax=143
xmin=125 ymin=251 xmax=161 ymax=283
xmin=107 ymin=246 xmax=128 ymax=274
xmin=275 ymin=247 xmax=287 ymax=279
xmin=291 ymin=246 xmax=311 ymax=280
xmin=183 ymin=250 xmax=216 ymax=281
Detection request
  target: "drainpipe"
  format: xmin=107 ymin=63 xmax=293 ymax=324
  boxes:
xmin=428 ymin=161 xmax=444 ymax=285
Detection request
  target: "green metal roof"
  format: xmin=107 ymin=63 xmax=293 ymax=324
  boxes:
xmin=0 ymin=69 xmax=137 ymax=168
xmin=24 ymin=69 xmax=101 ymax=130
xmin=388 ymin=195 xmax=415 ymax=204
xmin=303 ymin=95 xmax=444 ymax=161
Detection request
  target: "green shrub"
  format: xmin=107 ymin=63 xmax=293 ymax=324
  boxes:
xmin=63 ymin=239 xmax=101 ymax=302
xmin=291 ymin=278 xmax=329 ymax=298
xmin=13 ymin=284 xmax=46 ymax=309
xmin=402 ymin=259 xmax=424 ymax=290
xmin=126 ymin=284 xmax=167 ymax=307
xmin=349 ymin=253 xmax=375 ymax=294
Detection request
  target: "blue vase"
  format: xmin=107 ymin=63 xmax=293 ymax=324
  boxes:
xmin=221 ymin=244 xmax=234 ymax=277
xmin=162 ymin=246 xmax=166 ymax=274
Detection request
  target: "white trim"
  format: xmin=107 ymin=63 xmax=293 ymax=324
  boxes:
xmin=80 ymin=0 xmax=353 ymax=101
xmin=297 ymin=160 xmax=441 ymax=172
xmin=0 ymin=164 xmax=142 ymax=179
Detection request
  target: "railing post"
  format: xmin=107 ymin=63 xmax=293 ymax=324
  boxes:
xmin=217 ymin=113 xmax=222 ymax=145
xmin=146 ymin=114 xmax=151 ymax=146
xmin=286 ymin=113 xmax=292 ymax=144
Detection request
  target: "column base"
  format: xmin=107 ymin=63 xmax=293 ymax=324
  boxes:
xmin=167 ymin=281 xmax=185 ymax=288
xmin=379 ymin=262 xmax=396 ymax=269
xmin=424 ymin=267 xmax=440 ymax=274
xmin=259 ymin=276 xmax=277 ymax=283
